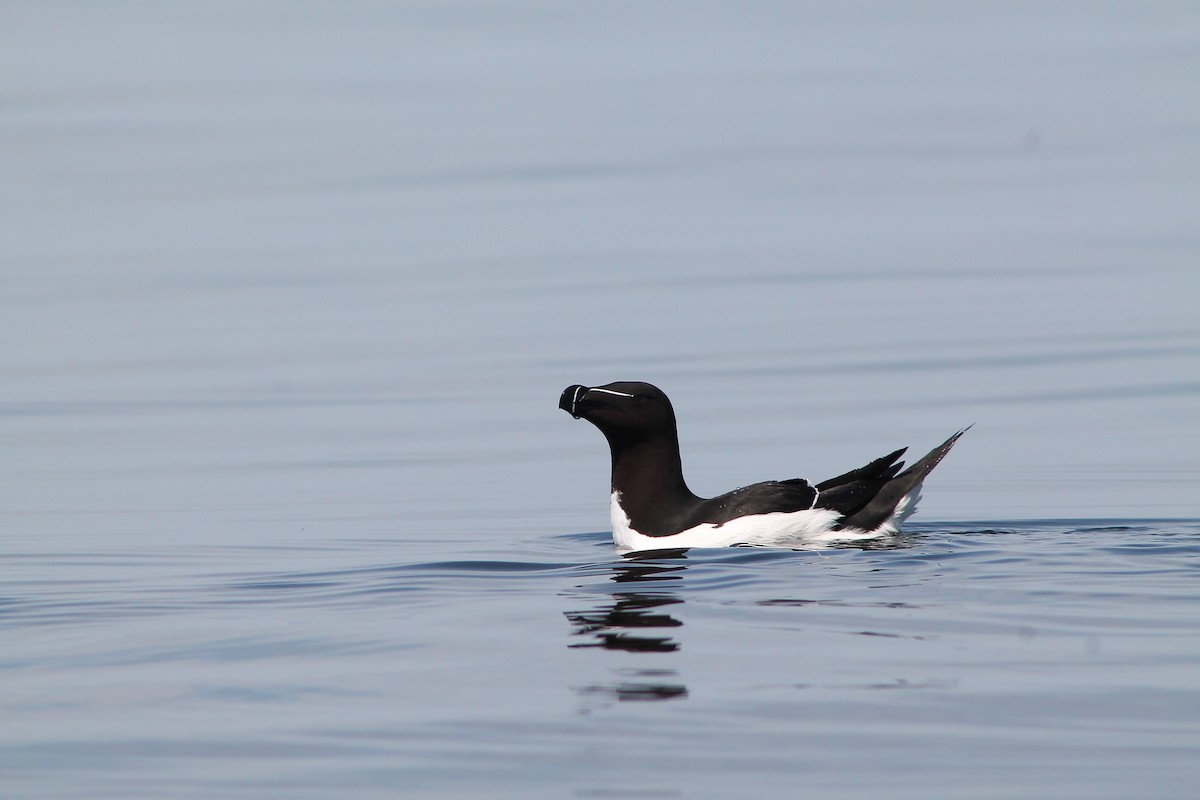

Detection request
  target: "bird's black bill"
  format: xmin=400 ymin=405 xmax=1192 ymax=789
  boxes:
xmin=559 ymin=384 xmax=588 ymax=418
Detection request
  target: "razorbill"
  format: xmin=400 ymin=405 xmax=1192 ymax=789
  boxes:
xmin=559 ymin=381 xmax=967 ymax=551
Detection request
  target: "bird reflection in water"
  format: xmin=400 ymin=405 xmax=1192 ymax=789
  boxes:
xmin=566 ymin=549 xmax=690 ymax=703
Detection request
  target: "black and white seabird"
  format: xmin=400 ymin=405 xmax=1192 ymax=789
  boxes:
xmin=559 ymin=381 xmax=967 ymax=550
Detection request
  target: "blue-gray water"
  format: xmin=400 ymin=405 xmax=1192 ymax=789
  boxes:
xmin=3 ymin=2 xmax=1199 ymax=798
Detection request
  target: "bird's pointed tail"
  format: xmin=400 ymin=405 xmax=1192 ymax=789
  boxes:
xmin=839 ymin=426 xmax=970 ymax=532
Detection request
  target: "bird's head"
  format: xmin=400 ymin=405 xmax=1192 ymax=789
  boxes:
xmin=558 ymin=381 xmax=677 ymax=441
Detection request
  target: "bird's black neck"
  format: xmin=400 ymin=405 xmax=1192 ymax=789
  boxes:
xmin=604 ymin=431 xmax=700 ymax=534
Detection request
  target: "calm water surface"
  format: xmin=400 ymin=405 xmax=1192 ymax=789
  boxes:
xmin=3 ymin=2 xmax=1199 ymax=798
xmin=5 ymin=522 xmax=1200 ymax=799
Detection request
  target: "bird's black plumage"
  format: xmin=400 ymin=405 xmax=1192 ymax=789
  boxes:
xmin=560 ymin=381 xmax=966 ymax=542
